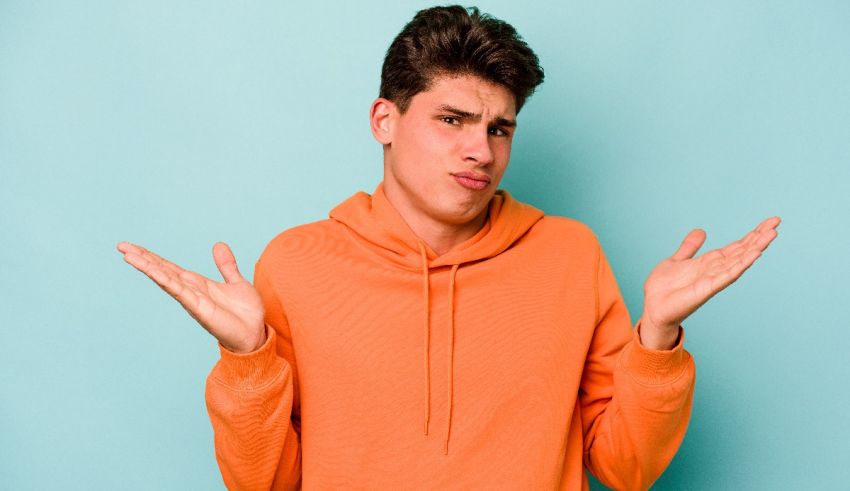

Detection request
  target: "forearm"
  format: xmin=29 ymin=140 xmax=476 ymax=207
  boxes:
xmin=205 ymin=326 xmax=302 ymax=491
xmin=584 ymin=322 xmax=696 ymax=491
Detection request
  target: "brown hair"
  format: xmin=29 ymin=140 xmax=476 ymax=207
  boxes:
xmin=379 ymin=5 xmax=545 ymax=114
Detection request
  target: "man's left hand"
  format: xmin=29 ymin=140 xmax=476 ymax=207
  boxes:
xmin=639 ymin=216 xmax=781 ymax=350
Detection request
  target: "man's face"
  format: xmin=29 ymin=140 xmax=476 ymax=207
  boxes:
xmin=373 ymin=74 xmax=517 ymax=227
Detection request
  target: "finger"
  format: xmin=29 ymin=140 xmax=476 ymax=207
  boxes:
xmin=123 ymin=251 xmax=184 ymax=295
xmin=718 ymin=226 xmax=757 ymax=257
xmin=738 ymin=226 xmax=779 ymax=258
xmin=719 ymin=240 xmax=744 ymax=259
xmin=213 ymin=242 xmax=245 ymax=284
xmin=756 ymin=216 xmax=782 ymax=232
xmin=715 ymin=248 xmax=762 ymax=290
xmin=118 ymin=242 xmax=186 ymax=278
xmin=117 ymin=241 xmax=148 ymax=255
xmin=120 ymin=243 xmax=217 ymax=292
xmin=743 ymin=216 xmax=782 ymax=247
xmin=121 ymin=244 xmax=218 ymax=313
xmin=671 ymin=228 xmax=707 ymax=261
xmin=122 ymin=251 xmax=172 ymax=286
xmin=138 ymin=245 xmax=187 ymax=277
xmin=701 ymin=217 xmax=779 ymax=275
xmin=178 ymin=269 xmax=209 ymax=290
xmin=754 ymin=228 xmax=779 ymax=251
xmin=123 ymin=251 xmax=203 ymax=311
xmin=739 ymin=222 xmax=765 ymax=249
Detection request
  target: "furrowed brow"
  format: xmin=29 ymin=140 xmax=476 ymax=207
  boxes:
xmin=438 ymin=104 xmax=516 ymax=127
xmin=438 ymin=104 xmax=480 ymax=121
xmin=493 ymin=117 xmax=517 ymax=128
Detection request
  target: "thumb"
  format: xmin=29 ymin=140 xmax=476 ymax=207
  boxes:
xmin=212 ymin=242 xmax=245 ymax=283
xmin=671 ymin=228 xmax=706 ymax=261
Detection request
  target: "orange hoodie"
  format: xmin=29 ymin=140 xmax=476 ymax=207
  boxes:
xmin=205 ymin=181 xmax=696 ymax=490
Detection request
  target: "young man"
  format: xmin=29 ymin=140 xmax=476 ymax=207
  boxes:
xmin=117 ymin=6 xmax=780 ymax=490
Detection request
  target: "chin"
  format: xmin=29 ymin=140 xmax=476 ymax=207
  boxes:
xmin=435 ymin=200 xmax=489 ymax=226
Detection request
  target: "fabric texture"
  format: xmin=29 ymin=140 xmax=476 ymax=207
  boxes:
xmin=205 ymin=181 xmax=696 ymax=490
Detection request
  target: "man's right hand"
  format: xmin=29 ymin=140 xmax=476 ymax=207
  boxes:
xmin=116 ymin=241 xmax=267 ymax=354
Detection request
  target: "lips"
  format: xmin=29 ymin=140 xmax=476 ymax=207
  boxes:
xmin=451 ymin=171 xmax=491 ymax=183
xmin=452 ymin=171 xmax=491 ymax=191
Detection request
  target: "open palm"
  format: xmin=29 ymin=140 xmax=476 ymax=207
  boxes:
xmin=642 ymin=216 xmax=781 ymax=332
xmin=116 ymin=241 xmax=266 ymax=354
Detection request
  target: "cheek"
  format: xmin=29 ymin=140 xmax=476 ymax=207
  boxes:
xmin=494 ymin=138 xmax=512 ymax=160
xmin=392 ymin=129 xmax=443 ymax=184
xmin=403 ymin=127 xmax=456 ymax=167
xmin=423 ymin=124 xmax=458 ymax=152
xmin=398 ymin=122 xmax=440 ymax=155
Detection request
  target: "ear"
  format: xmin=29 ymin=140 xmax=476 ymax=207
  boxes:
xmin=369 ymin=97 xmax=396 ymax=145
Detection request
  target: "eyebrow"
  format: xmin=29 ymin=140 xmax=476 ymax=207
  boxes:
xmin=438 ymin=104 xmax=517 ymax=128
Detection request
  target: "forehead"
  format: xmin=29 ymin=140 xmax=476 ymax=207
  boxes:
xmin=411 ymin=74 xmax=516 ymax=116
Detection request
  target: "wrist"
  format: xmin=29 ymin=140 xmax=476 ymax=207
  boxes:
xmin=638 ymin=317 xmax=680 ymax=351
xmin=221 ymin=325 xmax=268 ymax=354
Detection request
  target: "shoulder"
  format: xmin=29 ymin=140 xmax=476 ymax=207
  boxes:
xmin=515 ymin=215 xmax=603 ymax=274
xmin=256 ymin=218 xmax=345 ymax=267
xmin=531 ymin=215 xmax=602 ymax=252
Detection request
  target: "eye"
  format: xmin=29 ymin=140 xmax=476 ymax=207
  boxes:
xmin=441 ymin=116 xmax=460 ymax=125
xmin=488 ymin=127 xmax=508 ymax=137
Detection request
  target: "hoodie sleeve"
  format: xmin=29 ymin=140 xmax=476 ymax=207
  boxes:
xmin=204 ymin=253 xmax=302 ymax=491
xmin=579 ymin=243 xmax=696 ymax=491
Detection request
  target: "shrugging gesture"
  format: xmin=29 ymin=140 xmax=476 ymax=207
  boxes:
xmin=116 ymin=241 xmax=267 ymax=354
xmin=639 ymin=216 xmax=782 ymax=350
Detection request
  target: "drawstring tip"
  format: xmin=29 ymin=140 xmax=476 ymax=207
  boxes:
xmin=443 ymin=441 xmax=449 ymax=455
xmin=424 ymin=421 xmax=429 ymax=436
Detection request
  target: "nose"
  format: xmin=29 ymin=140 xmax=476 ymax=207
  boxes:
xmin=462 ymin=126 xmax=494 ymax=166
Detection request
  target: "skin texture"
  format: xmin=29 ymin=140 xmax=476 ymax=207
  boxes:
xmin=116 ymin=73 xmax=781 ymax=353
xmin=370 ymin=74 xmax=517 ymax=256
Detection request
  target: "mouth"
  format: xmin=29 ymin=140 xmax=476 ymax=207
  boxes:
xmin=451 ymin=171 xmax=491 ymax=190
xmin=451 ymin=171 xmax=491 ymax=183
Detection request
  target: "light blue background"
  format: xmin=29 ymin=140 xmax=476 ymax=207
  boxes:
xmin=2 ymin=1 xmax=848 ymax=489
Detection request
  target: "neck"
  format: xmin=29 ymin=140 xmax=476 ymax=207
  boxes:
xmin=382 ymin=180 xmax=489 ymax=256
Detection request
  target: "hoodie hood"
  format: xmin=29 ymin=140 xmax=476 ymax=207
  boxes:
xmin=328 ymin=180 xmax=545 ymax=454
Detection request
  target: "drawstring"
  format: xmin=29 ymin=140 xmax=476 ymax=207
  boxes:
xmin=419 ymin=242 xmax=431 ymax=436
xmin=417 ymin=241 xmax=459 ymax=455
xmin=445 ymin=263 xmax=458 ymax=454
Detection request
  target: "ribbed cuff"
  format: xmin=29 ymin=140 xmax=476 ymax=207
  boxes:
xmin=619 ymin=321 xmax=689 ymax=386
xmin=213 ymin=325 xmax=282 ymax=390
